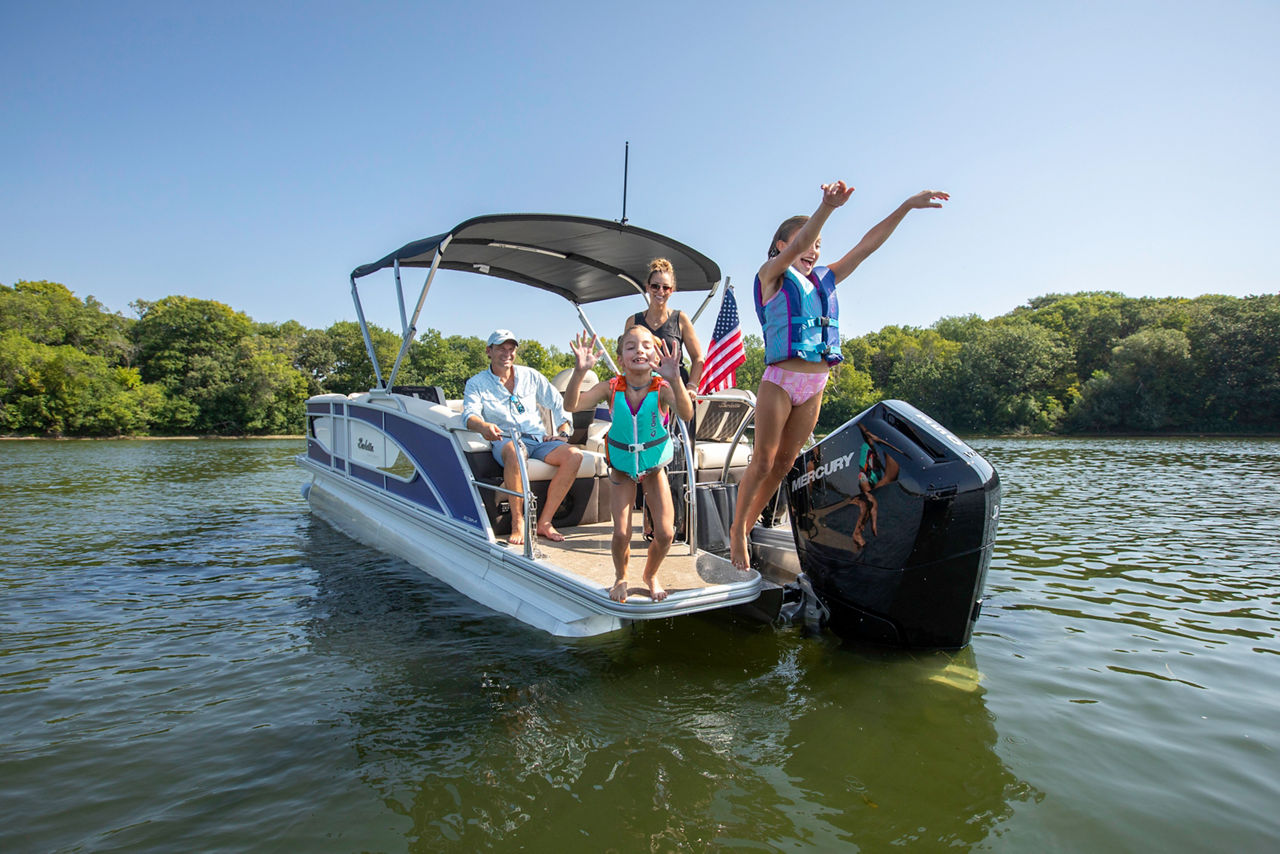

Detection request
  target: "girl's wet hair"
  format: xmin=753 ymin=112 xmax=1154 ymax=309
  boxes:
xmin=616 ymin=324 xmax=658 ymax=356
xmin=768 ymin=215 xmax=810 ymax=258
xmin=646 ymin=257 xmax=676 ymax=288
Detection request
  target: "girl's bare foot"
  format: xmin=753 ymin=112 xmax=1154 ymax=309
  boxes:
xmin=646 ymin=577 xmax=668 ymax=602
xmin=729 ymin=530 xmax=751 ymax=571
xmin=609 ymin=579 xmax=628 ymax=602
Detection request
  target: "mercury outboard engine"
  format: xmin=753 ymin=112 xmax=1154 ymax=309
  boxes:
xmin=787 ymin=400 xmax=999 ymax=648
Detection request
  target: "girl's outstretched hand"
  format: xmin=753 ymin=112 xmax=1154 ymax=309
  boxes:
xmin=905 ymin=190 xmax=950 ymax=209
xmin=821 ymin=180 xmax=855 ymax=208
xmin=654 ymin=339 xmax=682 ymax=384
xmin=571 ymin=331 xmax=602 ymax=371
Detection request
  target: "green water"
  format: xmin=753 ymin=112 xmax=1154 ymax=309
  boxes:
xmin=1 ymin=437 xmax=1277 ymax=852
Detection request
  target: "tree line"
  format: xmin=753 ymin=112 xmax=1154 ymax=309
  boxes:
xmin=2 ymin=280 xmax=1277 ymax=437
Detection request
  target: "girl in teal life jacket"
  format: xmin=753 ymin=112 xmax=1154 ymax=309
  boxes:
xmin=728 ymin=181 xmax=950 ymax=571
xmin=564 ymin=326 xmax=694 ymax=604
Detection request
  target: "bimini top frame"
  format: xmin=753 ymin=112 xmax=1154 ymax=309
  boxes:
xmin=348 ymin=214 xmax=724 ymax=388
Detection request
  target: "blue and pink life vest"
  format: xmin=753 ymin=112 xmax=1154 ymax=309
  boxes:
xmin=754 ymin=266 xmax=842 ymax=366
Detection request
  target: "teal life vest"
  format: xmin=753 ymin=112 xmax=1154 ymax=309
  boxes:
xmin=605 ymin=376 xmax=672 ymax=480
xmin=755 ymin=266 xmax=842 ymax=365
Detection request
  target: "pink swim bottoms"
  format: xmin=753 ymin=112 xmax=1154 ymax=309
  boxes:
xmin=762 ymin=364 xmax=829 ymax=406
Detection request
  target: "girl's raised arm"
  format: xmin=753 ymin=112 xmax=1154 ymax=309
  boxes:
xmin=655 ymin=339 xmax=694 ymax=421
xmin=563 ymin=333 xmax=611 ymax=412
xmin=826 ymin=190 xmax=948 ymax=284
xmin=757 ymin=181 xmax=854 ymax=299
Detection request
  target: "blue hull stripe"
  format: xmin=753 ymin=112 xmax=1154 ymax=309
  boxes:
xmin=342 ymin=403 xmax=484 ymax=531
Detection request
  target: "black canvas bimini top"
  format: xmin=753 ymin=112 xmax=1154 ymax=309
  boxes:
xmin=351 ymin=213 xmax=721 ymax=304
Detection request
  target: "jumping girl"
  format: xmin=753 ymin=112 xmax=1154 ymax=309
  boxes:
xmin=728 ymin=181 xmax=949 ymax=570
xmin=564 ymin=326 xmax=694 ymax=603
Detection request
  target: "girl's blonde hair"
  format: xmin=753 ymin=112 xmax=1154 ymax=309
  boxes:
xmin=616 ymin=323 xmax=658 ymax=356
xmin=646 ymin=257 xmax=676 ymax=289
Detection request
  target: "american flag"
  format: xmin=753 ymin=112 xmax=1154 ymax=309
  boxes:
xmin=697 ymin=284 xmax=747 ymax=394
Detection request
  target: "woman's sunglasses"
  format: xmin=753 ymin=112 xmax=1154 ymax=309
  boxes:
xmin=648 ymin=283 xmax=673 ymax=293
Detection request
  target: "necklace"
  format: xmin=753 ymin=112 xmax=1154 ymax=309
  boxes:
xmin=626 ymin=379 xmax=652 ymax=392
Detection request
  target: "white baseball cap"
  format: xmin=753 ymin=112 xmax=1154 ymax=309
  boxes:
xmin=486 ymin=329 xmax=518 ymax=347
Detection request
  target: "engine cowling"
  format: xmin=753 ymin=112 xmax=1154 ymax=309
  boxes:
xmin=786 ymin=400 xmax=1000 ymax=648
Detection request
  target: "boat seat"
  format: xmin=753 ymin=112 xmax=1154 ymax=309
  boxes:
xmin=689 ymin=388 xmax=755 ymax=481
xmin=390 ymin=384 xmax=447 ymax=405
xmin=694 ymin=441 xmax=750 ymax=478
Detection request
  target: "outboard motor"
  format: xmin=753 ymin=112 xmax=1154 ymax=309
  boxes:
xmin=787 ymin=400 xmax=999 ymax=648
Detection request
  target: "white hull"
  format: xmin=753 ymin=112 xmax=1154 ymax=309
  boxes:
xmin=302 ymin=460 xmax=760 ymax=637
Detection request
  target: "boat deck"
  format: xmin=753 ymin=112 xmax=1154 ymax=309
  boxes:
xmin=512 ymin=520 xmax=749 ymax=600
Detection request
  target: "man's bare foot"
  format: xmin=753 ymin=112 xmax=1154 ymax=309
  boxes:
xmin=729 ymin=530 xmax=751 ymax=571
xmin=645 ymin=577 xmax=668 ymax=602
xmin=536 ymin=523 xmax=566 ymax=543
xmin=509 ymin=526 xmax=525 ymax=546
xmin=609 ymin=579 xmax=628 ymax=602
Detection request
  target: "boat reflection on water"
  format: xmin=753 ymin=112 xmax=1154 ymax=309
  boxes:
xmin=300 ymin=520 xmax=1039 ymax=850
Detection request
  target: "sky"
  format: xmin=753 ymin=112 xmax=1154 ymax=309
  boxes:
xmin=3 ymin=0 xmax=1277 ymax=352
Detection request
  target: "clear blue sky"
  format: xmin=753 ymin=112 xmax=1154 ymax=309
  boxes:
xmin=3 ymin=1 xmax=1276 ymax=351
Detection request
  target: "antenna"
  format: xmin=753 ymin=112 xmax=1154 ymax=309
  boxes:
xmin=620 ymin=140 xmax=629 ymax=225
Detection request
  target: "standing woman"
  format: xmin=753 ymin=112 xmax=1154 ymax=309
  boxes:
xmin=624 ymin=257 xmax=704 ymax=392
xmin=728 ymin=181 xmax=949 ymax=570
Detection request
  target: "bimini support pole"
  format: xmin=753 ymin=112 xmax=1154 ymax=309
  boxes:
xmin=393 ymin=258 xmax=409 ymax=336
xmin=387 ymin=234 xmax=453 ymax=390
xmin=351 ymin=274 xmax=385 ymax=390
xmin=574 ymin=303 xmax=620 ymax=375
xmin=691 ymin=276 xmax=728 ymax=325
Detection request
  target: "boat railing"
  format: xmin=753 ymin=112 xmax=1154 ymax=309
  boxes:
xmin=462 ymin=427 xmax=539 ymax=560
xmin=709 ymin=396 xmax=815 ymax=526
xmin=715 ymin=396 xmax=757 ymax=484
xmin=673 ymin=414 xmax=696 ymax=556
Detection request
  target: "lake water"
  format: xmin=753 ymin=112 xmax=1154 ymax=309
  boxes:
xmin=2 ymin=437 xmax=1277 ymax=852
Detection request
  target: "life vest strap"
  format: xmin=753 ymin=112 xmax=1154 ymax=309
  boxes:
xmin=793 ymin=316 xmax=834 ymax=329
xmin=607 ymin=434 xmax=667 ymax=454
xmin=792 ymin=340 xmax=840 ymax=357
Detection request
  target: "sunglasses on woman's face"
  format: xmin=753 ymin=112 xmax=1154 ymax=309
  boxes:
xmin=649 ymin=283 xmax=673 ymax=293
xmin=509 ymin=394 xmax=525 ymax=414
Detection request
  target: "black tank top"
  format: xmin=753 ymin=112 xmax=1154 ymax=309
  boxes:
xmin=632 ymin=310 xmax=688 ymax=384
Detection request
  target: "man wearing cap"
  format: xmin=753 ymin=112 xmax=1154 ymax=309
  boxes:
xmin=462 ymin=329 xmax=583 ymax=545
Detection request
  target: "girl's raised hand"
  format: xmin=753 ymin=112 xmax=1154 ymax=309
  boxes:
xmin=571 ymin=331 xmax=602 ymax=370
xmin=821 ymin=180 xmax=855 ymax=208
xmin=654 ymin=339 xmax=682 ymax=384
xmin=905 ymin=190 xmax=949 ymax=209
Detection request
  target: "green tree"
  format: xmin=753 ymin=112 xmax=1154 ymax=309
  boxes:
xmin=817 ymin=362 xmax=879 ymax=434
xmin=405 ymin=329 xmax=488 ymax=397
xmin=0 ymin=332 xmax=161 ymax=435
xmin=131 ymin=296 xmax=313 ymax=433
xmin=1185 ymin=295 xmax=1280 ymax=430
xmin=233 ymin=337 xmax=310 ymax=434
xmin=316 ymin=320 xmax=401 ymax=395
xmin=1 ymin=280 xmax=134 ymax=364
xmin=1068 ymin=328 xmax=1195 ymax=431
xmin=954 ymin=321 xmax=1072 ymax=433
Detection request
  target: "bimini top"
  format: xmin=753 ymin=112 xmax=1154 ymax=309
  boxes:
xmin=351 ymin=213 xmax=721 ymax=304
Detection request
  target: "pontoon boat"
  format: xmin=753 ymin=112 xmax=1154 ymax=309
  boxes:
xmin=297 ymin=214 xmax=999 ymax=646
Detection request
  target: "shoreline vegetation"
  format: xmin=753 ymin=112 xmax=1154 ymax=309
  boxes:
xmin=3 ymin=280 xmax=1278 ymax=440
